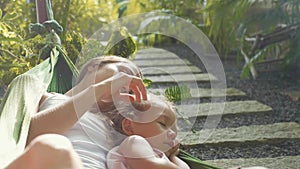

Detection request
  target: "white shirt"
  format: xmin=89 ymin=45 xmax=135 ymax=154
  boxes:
xmin=40 ymin=94 xmax=125 ymax=169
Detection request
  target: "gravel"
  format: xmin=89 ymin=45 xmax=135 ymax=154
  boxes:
xmin=160 ymin=44 xmax=300 ymax=160
xmin=182 ymin=140 xmax=300 ymax=160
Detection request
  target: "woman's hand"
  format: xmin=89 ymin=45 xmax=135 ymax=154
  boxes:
xmin=93 ymin=72 xmax=147 ymax=103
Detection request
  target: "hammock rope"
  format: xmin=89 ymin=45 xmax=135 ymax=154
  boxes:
xmin=29 ymin=0 xmax=78 ymax=94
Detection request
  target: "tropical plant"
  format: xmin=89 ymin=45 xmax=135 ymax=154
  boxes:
xmin=204 ymin=0 xmax=300 ymax=79
xmin=2 ymin=0 xmax=299 ymax=88
xmin=165 ymin=85 xmax=192 ymax=103
xmin=0 ymin=0 xmax=135 ymax=91
xmin=0 ymin=8 xmax=38 ymax=89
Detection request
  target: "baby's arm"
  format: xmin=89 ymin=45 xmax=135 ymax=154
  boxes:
xmin=118 ymin=135 xmax=182 ymax=169
xmin=169 ymin=156 xmax=190 ymax=169
xmin=165 ymin=143 xmax=190 ymax=169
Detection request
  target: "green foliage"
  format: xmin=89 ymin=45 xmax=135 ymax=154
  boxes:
xmin=0 ymin=1 xmax=140 ymax=91
xmin=1 ymin=0 xmax=299 ymax=86
xmin=283 ymin=31 xmax=300 ymax=70
xmin=164 ymin=85 xmax=194 ymax=134
xmin=64 ymin=31 xmax=86 ymax=63
xmin=104 ymin=26 xmax=137 ymax=59
xmin=120 ymin=0 xmax=204 ymax=24
xmin=165 ymin=85 xmax=192 ymax=103
xmin=205 ymin=0 xmax=300 ymax=78
xmin=142 ymin=78 xmax=152 ymax=88
xmin=204 ymin=0 xmax=257 ymax=55
xmin=51 ymin=0 xmax=119 ymax=37
xmin=0 ymin=9 xmax=38 ymax=88
xmin=118 ymin=0 xmax=205 ymax=46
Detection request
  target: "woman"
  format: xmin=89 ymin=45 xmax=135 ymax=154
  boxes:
xmin=7 ymin=55 xmax=147 ymax=169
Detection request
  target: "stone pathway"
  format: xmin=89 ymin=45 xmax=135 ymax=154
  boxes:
xmin=134 ymin=47 xmax=300 ymax=169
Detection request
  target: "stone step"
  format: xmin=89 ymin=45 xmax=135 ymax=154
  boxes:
xmin=206 ymin=155 xmax=300 ymax=169
xmin=140 ymin=65 xmax=202 ymax=75
xmin=135 ymin=58 xmax=191 ymax=67
xmin=177 ymin=100 xmax=272 ymax=118
xmin=135 ymin=48 xmax=180 ymax=60
xmin=178 ymin=122 xmax=300 ymax=145
xmin=144 ymin=73 xmax=218 ymax=84
xmin=148 ymin=87 xmax=246 ymax=98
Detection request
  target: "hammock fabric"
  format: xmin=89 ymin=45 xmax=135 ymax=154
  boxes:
xmin=0 ymin=49 xmax=59 ymax=168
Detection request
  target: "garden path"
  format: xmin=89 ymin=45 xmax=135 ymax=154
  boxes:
xmin=134 ymin=47 xmax=300 ymax=169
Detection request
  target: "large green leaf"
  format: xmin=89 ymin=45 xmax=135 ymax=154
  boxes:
xmin=0 ymin=49 xmax=59 ymax=168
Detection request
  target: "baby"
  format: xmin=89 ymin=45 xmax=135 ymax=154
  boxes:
xmin=103 ymin=96 xmax=190 ymax=169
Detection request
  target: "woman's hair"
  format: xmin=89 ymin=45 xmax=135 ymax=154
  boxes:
xmin=76 ymin=55 xmax=142 ymax=84
xmin=102 ymin=98 xmax=175 ymax=135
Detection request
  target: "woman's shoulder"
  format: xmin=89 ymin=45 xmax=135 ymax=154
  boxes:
xmin=38 ymin=92 xmax=69 ymax=111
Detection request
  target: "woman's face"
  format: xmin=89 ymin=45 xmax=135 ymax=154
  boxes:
xmin=94 ymin=62 xmax=141 ymax=84
xmin=92 ymin=61 xmax=141 ymax=104
xmin=129 ymin=103 xmax=178 ymax=152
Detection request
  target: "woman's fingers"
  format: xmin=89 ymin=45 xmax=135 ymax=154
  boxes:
xmin=113 ymin=73 xmax=147 ymax=102
xmin=129 ymin=83 xmax=142 ymax=102
xmin=96 ymin=72 xmax=147 ymax=103
xmin=128 ymin=76 xmax=147 ymax=101
xmin=119 ymin=93 xmax=135 ymax=102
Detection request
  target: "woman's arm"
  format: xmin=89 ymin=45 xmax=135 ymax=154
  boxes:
xmin=27 ymin=85 xmax=97 ymax=144
xmin=118 ymin=135 xmax=182 ymax=169
xmin=27 ymin=73 xmax=147 ymax=145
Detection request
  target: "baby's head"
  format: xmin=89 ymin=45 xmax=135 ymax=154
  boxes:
xmin=102 ymin=96 xmax=178 ymax=150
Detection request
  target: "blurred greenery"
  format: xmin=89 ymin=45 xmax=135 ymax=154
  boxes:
xmin=0 ymin=0 xmax=299 ymax=90
xmin=165 ymin=85 xmax=192 ymax=103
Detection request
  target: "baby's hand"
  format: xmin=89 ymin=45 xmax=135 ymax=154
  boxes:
xmin=164 ymin=143 xmax=180 ymax=158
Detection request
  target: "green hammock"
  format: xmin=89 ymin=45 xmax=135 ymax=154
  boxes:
xmin=0 ymin=49 xmax=59 ymax=168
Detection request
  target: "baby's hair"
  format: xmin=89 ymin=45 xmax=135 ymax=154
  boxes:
xmin=102 ymin=97 xmax=176 ymax=135
xmin=76 ymin=55 xmax=142 ymax=84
